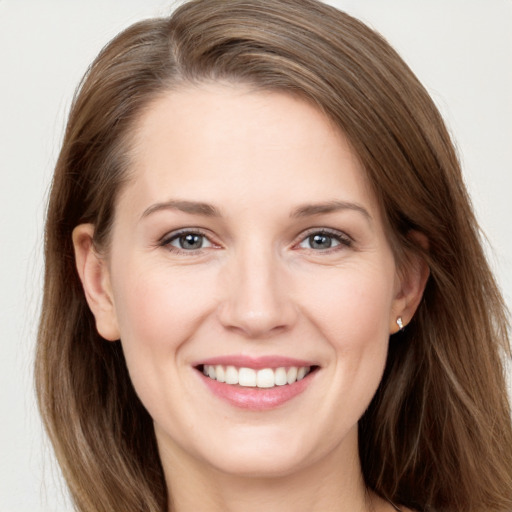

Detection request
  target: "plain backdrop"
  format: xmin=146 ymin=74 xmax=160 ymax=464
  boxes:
xmin=1 ymin=1 xmax=511 ymax=510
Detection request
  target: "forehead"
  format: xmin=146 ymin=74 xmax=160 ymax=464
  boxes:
xmin=121 ymin=83 xmax=377 ymax=219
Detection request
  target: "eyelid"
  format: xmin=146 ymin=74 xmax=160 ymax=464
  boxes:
xmin=159 ymin=227 xmax=220 ymax=253
xmin=157 ymin=226 xmax=353 ymax=254
xmin=293 ymin=227 xmax=353 ymax=251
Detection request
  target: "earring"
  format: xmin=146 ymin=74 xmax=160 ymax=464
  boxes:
xmin=396 ymin=317 xmax=404 ymax=330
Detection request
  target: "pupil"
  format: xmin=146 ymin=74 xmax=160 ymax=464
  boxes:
xmin=310 ymin=233 xmax=331 ymax=249
xmin=180 ymin=234 xmax=202 ymax=249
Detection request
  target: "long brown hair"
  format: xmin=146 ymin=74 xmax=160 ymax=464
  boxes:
xmin=36 ymin=1 xmax=512 ymax=511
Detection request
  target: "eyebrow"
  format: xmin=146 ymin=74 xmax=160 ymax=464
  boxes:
xmin=140 ymin=198 xmax=372 ymax=223
xmin=140 ymin=200 xmax=221 ymax=219
xmin=290 ymin=200 xmax=372 ymax=222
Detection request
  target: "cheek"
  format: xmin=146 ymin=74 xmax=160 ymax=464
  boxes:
xmin=298 ymin=263 xmax=395 ymax=349
xmin=111 ymin=261 xmax=217 ymax=364
xmin=109 ymin=261 xmax=221 ymax=427
xmin=298 ymin=266 xmax=394 ymax=428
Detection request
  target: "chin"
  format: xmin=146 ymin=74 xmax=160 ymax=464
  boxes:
xmin=208 ymin=449 xmax=310 ymax=479
xmin=194 ymin=424 xmax=341 ymax=479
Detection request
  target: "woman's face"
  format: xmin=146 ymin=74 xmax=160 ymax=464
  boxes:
xmin=81 ymin=84 xmax=411 ymax=477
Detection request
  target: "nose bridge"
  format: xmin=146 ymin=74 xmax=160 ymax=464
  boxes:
xmin=218 ymin=236 xmax=295 ymax=337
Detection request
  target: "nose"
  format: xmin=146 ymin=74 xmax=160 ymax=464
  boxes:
xmin=217 ymin=242 xmax=298 ymax=338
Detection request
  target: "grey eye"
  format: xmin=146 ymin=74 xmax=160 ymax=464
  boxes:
xmin=169 ymin=233 xmax=212 ymax=250
xmin=301 ymin=233 xmax=341 ymax=250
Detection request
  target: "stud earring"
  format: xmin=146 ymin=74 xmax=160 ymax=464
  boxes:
xmin=396 ymin=317 xmax=404 ymax=330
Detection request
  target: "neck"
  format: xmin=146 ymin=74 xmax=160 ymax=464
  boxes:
xmin=159 ymin=428 xmax=378 ymax=512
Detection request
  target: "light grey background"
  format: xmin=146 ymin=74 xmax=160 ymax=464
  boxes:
xmin=1 ymin=1 xmax=511 ymax=510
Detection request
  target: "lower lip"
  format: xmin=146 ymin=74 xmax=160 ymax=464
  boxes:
xmin=198 ymin=371 xmax=315 ymax=411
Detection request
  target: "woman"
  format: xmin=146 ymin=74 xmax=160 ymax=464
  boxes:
xmin=36 ymin=0 xmax=512 ymax=511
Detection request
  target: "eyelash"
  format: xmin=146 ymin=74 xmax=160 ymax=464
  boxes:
xmin=159 ymin=228 xmax=353 ymax=255
xmin=159 ymin=228 xmax=216 ymax=255
xmin=295 ymin=228 xmax=353 ymax=253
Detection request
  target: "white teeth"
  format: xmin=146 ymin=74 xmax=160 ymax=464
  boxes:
xmin=274 ymin=367 xmax=287 ymax=386
xmin=225 ymin=365 xmax=239 ymax=385
xmin=286 ymin=366 xmax=298 ymax=384
xmin=256 ymin=368 xmax=275 ymax=388
xmin=201 ymin=365 xmax=312 ymax=388
xmin=215 ymin=365 xmax=225 ymax=383
xmin=238 ymin=367 xmax=257 ymax=387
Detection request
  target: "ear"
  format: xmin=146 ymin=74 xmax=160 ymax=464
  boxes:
xmin=390 ymin=232 xmax=430 ymax=334
xmin=72 ymin=224 xmax=120 ymax=341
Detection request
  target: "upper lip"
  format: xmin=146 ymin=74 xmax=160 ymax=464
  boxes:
xmin=193 ymin=355 xmax=318 ymax=370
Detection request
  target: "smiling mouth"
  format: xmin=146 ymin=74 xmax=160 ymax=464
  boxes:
xmin=197 ymin=364 xmax=318 ymax=389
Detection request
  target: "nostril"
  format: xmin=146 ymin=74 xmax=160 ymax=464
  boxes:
xmin=215 ymin=271 xmax=298 ymax=338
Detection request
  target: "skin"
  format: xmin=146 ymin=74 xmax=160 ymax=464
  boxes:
xmin=74 ymin=84 xmax=426 ymax=512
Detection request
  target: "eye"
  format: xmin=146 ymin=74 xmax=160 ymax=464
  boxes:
xmin=297 ymin=230 xmax=352 ymax=251
xmin=163 ymin=231 xmax=214 ymax=252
